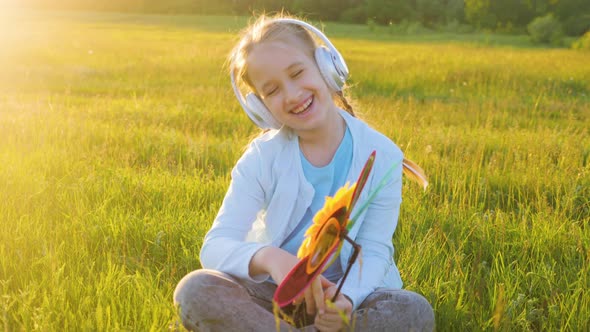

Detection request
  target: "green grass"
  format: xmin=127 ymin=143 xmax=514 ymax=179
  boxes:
xmin=1 ymin=9 xmax=589 ymax=331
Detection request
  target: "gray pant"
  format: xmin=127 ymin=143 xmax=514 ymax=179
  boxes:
xmin=174 ymin=269 xmax=435 ymax=332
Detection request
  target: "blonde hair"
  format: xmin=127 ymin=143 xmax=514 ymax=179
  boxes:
xmin=228 ymin=13 xmax=355 ymax=117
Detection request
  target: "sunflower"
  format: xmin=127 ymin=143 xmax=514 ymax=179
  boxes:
xmin=297 ymin=182 xmax=357 ymax=259
xmin=274 ymin=151 xmax=377 ymax=308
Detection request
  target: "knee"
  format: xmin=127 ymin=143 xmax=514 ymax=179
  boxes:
xmin=369 ymin=290 xmax=435 ymax=331
xmin=407 ymin=292 xmax=435 ymax=331
xmin=173 ymin=269 xmax=239 ymax=331
xmin=174 ymin=270 xmax=203 ymax=308
xmin=173 ymin=269 xmax=233 ymax=308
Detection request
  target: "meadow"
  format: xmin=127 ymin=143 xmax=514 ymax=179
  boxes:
xmin=0 ymin=9 xmax=589 ymax=331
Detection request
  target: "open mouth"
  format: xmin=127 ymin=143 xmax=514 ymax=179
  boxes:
xmin=291 ymin=96 xmax=313 ymax=115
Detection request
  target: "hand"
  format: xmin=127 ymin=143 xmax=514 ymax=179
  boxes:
xmin=249 ymin=247 xmax=299 ymax=285
xmin=314 ymin=286 xmax=353 ymax=332
xmin=250 ymin=248 xmax=339 ymax=317
xmin=294 ymin=276 xmax=334 ymax=316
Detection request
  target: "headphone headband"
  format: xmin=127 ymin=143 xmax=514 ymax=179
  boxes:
xmin=271 ymin=18 xmax=349 ymax=79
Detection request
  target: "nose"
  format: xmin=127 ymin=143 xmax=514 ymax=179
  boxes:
xmin=283 ymin=81 xmax=301 ymax=105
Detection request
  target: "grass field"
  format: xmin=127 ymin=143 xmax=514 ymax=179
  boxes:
xmin=1 ymin=9 xmax=589 ymax=331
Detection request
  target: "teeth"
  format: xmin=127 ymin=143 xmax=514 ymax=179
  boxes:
xmin=292 ymin=97 xmax=312 ymax=114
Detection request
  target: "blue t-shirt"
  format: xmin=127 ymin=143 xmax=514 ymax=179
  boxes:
xmin=280 ymin=126 xmax=353 ymax=283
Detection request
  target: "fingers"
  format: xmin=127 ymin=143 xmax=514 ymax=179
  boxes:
xmin=301 ymin=276 xmax=337 ymax=316
xmin=316 ymin=310 xmax=344 ymax=324
xmin=311 ymin=277 xmax=325 ymax=315
xmin=314 ymin=287 xmax=353 ymax=331
xmin=314 ymin=320 xmax=340 ymax=332
xmin=315 ymin=311 xmax=346 ymax=332
xmin=319 ymin=276 xmax=335 ymax=288
xmin=304 ymin=286 xmax=316 ymax=315
xmin=322 ymin=283 xmax=337 ymax=301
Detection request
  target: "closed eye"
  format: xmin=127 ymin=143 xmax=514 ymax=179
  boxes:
xmin=265 ymin=87 xmax=278 ymax=97
xmin=291 ymin=69 xmax=303 ymax=78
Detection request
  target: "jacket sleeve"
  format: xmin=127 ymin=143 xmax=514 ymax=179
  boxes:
xmin=199 ymin=141 xmax=271 ymax=282
xmin=339 ymin=152 xmax=403 ymax=310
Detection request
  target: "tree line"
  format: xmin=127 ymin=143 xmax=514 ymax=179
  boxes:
xmin=22 ymin=0 xmax=589 ymax=36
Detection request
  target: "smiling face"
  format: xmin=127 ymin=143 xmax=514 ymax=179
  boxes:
xmin=245 ymin=37 xmax=340 ymax=135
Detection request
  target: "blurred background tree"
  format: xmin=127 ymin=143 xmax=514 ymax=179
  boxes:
xmin=15 ymin=0 xmax=590 ymax=38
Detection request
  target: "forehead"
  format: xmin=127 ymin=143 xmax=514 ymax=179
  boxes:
xmin=246 ymin=38 xmax=314 ymax=86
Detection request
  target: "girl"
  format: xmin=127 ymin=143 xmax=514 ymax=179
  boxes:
xmin=174 ymin=14 xmax=435 ymax=331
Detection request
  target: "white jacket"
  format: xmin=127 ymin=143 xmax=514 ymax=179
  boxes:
xmin=200 ymin=109 xmax=404 ymax=309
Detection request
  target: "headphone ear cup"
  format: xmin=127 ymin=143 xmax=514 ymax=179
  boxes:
xmin=315 ymin=46 xmax=346 ymax=91
xmin=244 ymin=93 xmax=282 ymax=130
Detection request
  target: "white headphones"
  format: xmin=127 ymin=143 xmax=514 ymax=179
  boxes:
xmin=230 ymin=18 xmax=349 ymax=130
